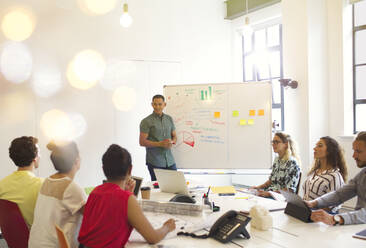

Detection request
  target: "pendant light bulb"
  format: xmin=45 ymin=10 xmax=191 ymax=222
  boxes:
xmin=120 ymin=3 xmax=133 ymax=28
xmin=243 ymin=16 xmax=253 ymax=36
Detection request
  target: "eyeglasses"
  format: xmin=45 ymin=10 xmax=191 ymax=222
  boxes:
xmin=271 ymin=140 xmax=282 ymax=145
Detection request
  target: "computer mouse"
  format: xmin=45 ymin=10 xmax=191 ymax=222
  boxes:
xmin=169 ymin=194 xmax=196 ymax=204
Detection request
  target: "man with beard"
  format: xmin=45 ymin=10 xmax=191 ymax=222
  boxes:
xmin=306 ymin=131 xmax=366 ymax=225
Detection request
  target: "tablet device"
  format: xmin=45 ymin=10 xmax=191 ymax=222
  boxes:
xmin=280 ymin=190 xmax=312 ymax=223
xmin=103 ymin=176 xmax=143 ymax=197
xmin=131 ymin=176 xmax=143 ymax=197
xmin=353 ymin=228 xmax=366 ymax=240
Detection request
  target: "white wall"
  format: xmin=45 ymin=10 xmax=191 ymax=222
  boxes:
xmin=0 ymin=0 xmax=232 ymax=187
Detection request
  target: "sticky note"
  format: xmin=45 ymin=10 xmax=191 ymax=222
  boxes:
xmin=258 ymin=109 xmax=264 ymax=116
xmin=248 ymin=119 xmax=254 ymax=125
xmin=249 ymin=110 xmax=256 ymax=116
xmin=214 ymin=112 xmax=220 ymax=118
xmin=240 ymin=119 xmax=247 ymax=126
xmin=211 ymin=186 xmax=236 ymax=194
xmin=232 ymin=110 xmax=239 ymax=117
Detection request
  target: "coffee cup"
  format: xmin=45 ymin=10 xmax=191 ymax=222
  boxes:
xmin=140 ymin=186 xmax=151 ymax=200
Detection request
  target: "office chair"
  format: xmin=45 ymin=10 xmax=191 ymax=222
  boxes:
xmin=0 ymin=199 xmax=29 ymax=248
xmin=55 ymin=224 xmax=70 ymax=248
xmin=296 ymin=172 xmax=302 ymax=195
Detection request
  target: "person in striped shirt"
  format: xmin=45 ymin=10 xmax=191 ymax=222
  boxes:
xmin=303 ymin=136 xmax=348 ymax=214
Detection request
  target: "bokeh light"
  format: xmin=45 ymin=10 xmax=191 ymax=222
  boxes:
xmin=31 ymin=63 xmax=62 ymax=97
xmin=0 ymin=42 xmax=32 ymax=84
xmin=68 ymin=112 xmax=87 ymax=139
xmin=112 ymin=86 xmax=137 ymax=111
xmin=40 ymin=110 xmax=88 ymax=141
xmin=78 ymin=0 xmax=117 ymax=15
xmin=100 ymin=59 xmax=137 ymax=90
xmin=67 ymin=49 xmax=105 ymax=90
xmin=0 ymin=92 xmax=30 ymax=124
xmin=40 ymin=109 xmax=74 ymax=141
xmin=1 ymin=7 xmax=36 ymax=41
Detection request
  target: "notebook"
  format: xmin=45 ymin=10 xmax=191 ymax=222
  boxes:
xmin=154 ymin=169 xmax=189 ymax=195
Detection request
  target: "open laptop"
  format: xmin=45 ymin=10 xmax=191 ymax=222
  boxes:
xmin=280 ymin=190 xmax=312 ymax=222
xmin=154 ymin=169 xmax=189 ymax=196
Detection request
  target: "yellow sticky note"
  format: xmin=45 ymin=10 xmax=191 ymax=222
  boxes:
xmin=258 ymin=109 xmax=264 ymax=116
xmin=232 ymin=110 xmax=239 ymax=117
xmin=240 ymin=119 xmax=247 ymax=126
xmin=248 ymin=119 xmax=254 ymax=125
xmin=211 ymin=186 xmax=236 ymax=194
xmin=214 ymin=112 xmax=220 ymax=118
xmin=249 ymin=110 xmax=256 ymax=116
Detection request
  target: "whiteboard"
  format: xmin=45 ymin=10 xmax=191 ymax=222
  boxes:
xmin=164 ymin=82 xmax=272 ymax=169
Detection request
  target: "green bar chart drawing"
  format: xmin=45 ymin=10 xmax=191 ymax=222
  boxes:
xmin=200 ymin=86 xmax=212 ymax=100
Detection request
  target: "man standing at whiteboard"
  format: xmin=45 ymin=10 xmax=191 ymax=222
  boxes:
xmin=139 ymin=94 xmax=177 ymax=181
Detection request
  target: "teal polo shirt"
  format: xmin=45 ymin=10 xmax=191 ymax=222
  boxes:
xmin=140 ymin=112 xmax=176 ymax=168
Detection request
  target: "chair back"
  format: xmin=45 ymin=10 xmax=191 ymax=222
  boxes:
xmin=0 ymin=199 xmax=29 ymax=248
xmin=296 ymin=172 xmax=302 ymax=195
xmin=55 ymin=224 xmax=70 ymax=248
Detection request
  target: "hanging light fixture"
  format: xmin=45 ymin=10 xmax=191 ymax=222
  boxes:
xmin=120 ymin=3 xmax=133 ymax=28
xmin=242 ymin=0 xmax=253 ymax=35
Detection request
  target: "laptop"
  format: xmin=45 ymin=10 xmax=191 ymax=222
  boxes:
xmin=280 ymin=190 xmax=312 ymax=223
xmin=154 ymin=169 xmax=189 ymax=196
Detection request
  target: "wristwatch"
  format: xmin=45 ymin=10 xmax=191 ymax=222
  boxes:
xmin=333 ymin=215 xmax=343 ymax=226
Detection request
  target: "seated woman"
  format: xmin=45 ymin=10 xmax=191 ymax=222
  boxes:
xmin=78 ymin=144 xmax=175 ymax=248
xmin=29 ymin=141 xmax=86 ymax=248
xmin=303 ymin=136 xmax=347 ymax=214
xmin=252 ymin=132 xmax=301 ymax=197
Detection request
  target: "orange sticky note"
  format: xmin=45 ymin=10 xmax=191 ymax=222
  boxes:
xmin=232 ymin=111 xmax=239 ymax=117
xmin=258 ymin=109 xmax=264 ymax=116
xmin=248 ymin=119 xmax=254 ymax=125
xmin=249 ymin=110 xmax=256 ymax=116
xmin=240 ymin=119 xmax=247 ymax=126
xmin=214 ymin=112 xmax=220 ymax=118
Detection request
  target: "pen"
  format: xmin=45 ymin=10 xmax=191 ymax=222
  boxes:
xmin=206 ymin=186 xmax=211 ymax=197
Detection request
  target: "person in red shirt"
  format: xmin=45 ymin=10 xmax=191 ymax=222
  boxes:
xmin=78 ymin=144 xmax=176 ymax=248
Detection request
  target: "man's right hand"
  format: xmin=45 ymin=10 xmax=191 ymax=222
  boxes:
xmin=160 ymin=139 xmax=172 ymax=148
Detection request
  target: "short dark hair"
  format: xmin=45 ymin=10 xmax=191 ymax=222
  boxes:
xmin=9 ymin=136 xmax=38 ymax=167
xmin=355 ymin=131 xmax=366 ymax=145
xmin=47 ymin=141 xmax=79 ymax=173
xmin=102 ymin=144 xmax=132 ymax=181
xmin=152 ymin=94 xmax=165 ymax=102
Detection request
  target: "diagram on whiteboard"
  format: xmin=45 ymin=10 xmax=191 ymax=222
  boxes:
xmin=176 ymin=131 xmax=195 ymax=148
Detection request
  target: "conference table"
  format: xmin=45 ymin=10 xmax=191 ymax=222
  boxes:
xmin=126 ymin=188 xmax=366 ymax=248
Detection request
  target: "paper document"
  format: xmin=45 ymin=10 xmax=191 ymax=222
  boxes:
xmin=211 ymin=186 xmax=236 ymax=194
xmin=269 ymin=191 xmax=286 ymax=202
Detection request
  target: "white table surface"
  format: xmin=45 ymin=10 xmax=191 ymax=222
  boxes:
xmin=126 ymin=188 xmax=366 ymax=248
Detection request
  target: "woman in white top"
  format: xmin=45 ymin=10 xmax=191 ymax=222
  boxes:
xmin=303 ymin=136 xmax=348 ymax=213
xmin=29 ymin=141 xmax=86 ymax=248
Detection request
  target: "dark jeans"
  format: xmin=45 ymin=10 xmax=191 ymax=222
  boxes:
xmin=147 ymin=163 xmax=177 ymax=181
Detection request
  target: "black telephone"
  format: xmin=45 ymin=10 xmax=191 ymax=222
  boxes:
xmin=209 ymin=210 xmax=251 ymax=243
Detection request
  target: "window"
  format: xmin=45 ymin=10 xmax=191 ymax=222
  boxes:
xmin=353 ymin=1 xmax=366 ymax=133
xmin=242 ymin=24 xmax=284 ymax=130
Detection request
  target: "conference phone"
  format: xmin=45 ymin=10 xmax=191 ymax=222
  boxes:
xmin=177 ymin=210 xmax=251 ymax=243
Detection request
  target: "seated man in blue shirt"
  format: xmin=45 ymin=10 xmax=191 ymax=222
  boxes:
xmin=306 ymin=131 xmax=366 ymax=225
xmin=139 ymin=95 xmax=177 ymax=181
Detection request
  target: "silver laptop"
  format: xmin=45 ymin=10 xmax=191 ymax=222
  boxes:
xmin=154 ymin=169 xmax=189 ymax=195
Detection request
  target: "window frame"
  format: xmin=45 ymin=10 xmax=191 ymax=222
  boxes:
xmin=242 ymin=23 xmax=285 ymax=130
xmin=353 ymin=4 xmax=366 ymax=133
